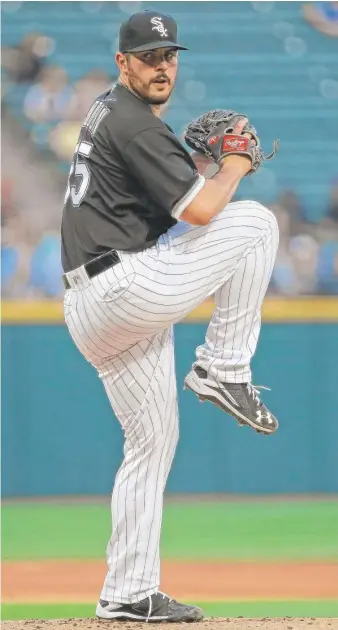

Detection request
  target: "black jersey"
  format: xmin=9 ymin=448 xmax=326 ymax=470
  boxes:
xmin=61 ymin=83 xmax=204 ymax=272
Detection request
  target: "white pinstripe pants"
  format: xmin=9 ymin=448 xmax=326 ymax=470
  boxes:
xmin=64 ymin=201 xmax=279 ymax=603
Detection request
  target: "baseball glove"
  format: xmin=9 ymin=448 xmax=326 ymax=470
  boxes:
xmin=184 ymin=109 xmax=279 ymax=175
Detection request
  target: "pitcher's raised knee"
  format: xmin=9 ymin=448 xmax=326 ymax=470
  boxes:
xmin=218 ymin=199 xmax=279 ymax=240
xmin=245 ymin=200 xmax=278 ymax=233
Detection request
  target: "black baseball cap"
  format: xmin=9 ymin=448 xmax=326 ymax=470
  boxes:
xmin=119 ymin=10 xmax=188 ymax=53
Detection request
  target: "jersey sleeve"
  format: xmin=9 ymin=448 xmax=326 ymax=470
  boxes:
xmin=123 ymin=126 xmax=205 ymax=219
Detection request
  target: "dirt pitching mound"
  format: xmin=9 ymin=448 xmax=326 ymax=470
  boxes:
xmin=2 ymin=618 xmax=338 ymax=630
xmin=4 ymin=561 xmax=338 ymax=602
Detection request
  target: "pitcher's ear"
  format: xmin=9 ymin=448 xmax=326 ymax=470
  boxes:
xmin=115 ymin=52 xmax=129 ymax=73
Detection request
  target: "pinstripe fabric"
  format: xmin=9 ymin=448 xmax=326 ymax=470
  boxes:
xmin=97 ymin=328 xmax=178 ymax=603
xmin=64 ymin=200 xmax=278 ymax=603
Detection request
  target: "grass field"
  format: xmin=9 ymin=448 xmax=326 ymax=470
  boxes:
xmin=2 ymin=499 xmax=338 ymax=621
xmin=3 ymin=500 xmax=338 ymax=560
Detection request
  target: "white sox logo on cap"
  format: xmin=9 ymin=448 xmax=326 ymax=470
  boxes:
xmin=150 ymin=16 xmax=168 ymax=38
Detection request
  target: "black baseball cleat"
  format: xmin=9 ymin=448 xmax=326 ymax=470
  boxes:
xmin=184 ymin=366 xmax=279 ymax=435
xmin=96 ymin=591 xmax=204 ymax=622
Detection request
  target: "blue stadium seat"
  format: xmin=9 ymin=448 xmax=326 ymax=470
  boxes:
xmin=29 ymin=234 xmax=63 ymax=297
xmin=1 ymin=245 xmax=19 ymax=290
xmin=317 ymin=241 xmax=338 ymax=294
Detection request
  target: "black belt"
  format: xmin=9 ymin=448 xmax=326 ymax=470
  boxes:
xmin=62 ymin=250 xmax=121 ymax=290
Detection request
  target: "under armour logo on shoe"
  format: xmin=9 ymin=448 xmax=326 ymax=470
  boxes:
xmin=256 ymin=410 xmax=274 ymax=425
xmin=151 ymin=17 xmax=168 ymax=37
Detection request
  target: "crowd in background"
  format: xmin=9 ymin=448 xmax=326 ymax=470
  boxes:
xmin=2 ymin=31 xmax=116 ymax=162
xmin=1 ymin=1 xmax=338 ymax=299
xmin=3 ymin=154 xmax=338 ymax=300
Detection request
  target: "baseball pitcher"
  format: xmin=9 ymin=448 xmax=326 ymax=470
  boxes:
xmin=61 ymin=9 xmax=279 ymax=622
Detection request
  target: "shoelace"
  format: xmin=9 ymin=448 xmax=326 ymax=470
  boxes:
xmin=246 ymin=383 xmax=271 ymax=406
xmin=157 ymin=590 xmax=172 ymax=602
xmin=147 ymin=595 xmax=152 ymax=622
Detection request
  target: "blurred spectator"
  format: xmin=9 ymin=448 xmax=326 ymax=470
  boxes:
xmin=29 ymin=233 xmax=63 ymax=298
xmin=270 ymin=204 xmax=298 ymax=295
xmin=1 ymin=210 xmax=63 ymax=299
xmin=23 ymin=66 xmax=73 ymax=124
xmin=327 ymin=180 xmax=338 ymax=222
xmin=270 ymin=204 xmax=320 ymax=295
xmin=66 ymin=70 xmax=112 ymax=120
xmin=317 ymin=241 xmax=338 ymax=294
xmin=303 ymin=2 xmax=338 ymax=37
xmin=272 ymin=203 xmax=294 ymax=241
xmin=1 ymin=214 xmax=37 ymax=298
xmin=312 ymin=181 xmax=338 ymax=243
xmin=1 ymin=178 xmax=15 ymax=227
xmin=275 ymin=190 xmax=303 ymax=233
xmin=289 ymin=235 xmax=319 ymax=294
xmin=1 ymin=33 xmax=52 ymax=83
xmin=48 ymin=121 xmax=82 ymax=163
xmin=48 ymin=70 xmax=112 ymax=162
xmin=1 ymin=244 xmax=19 ymax=292
xmin=270 ymin=254 xmax=297 ymax=296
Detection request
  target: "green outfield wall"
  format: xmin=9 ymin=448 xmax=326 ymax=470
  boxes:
xmin=2 ymin=320 xmax=338 ymax=497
